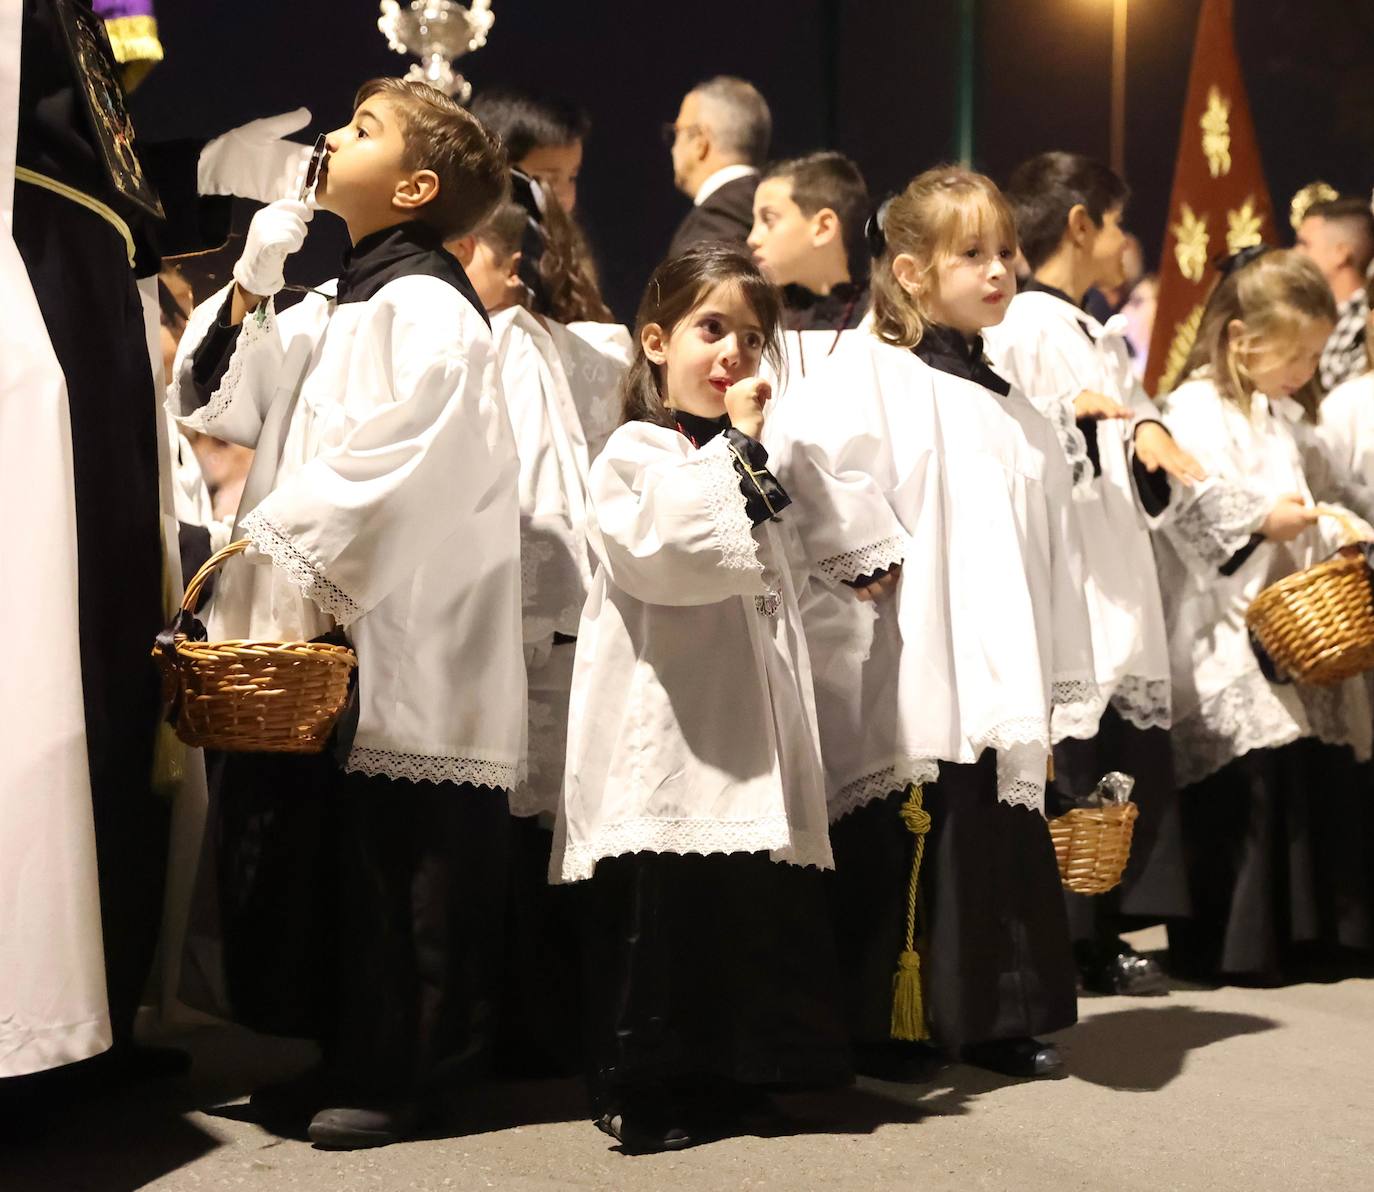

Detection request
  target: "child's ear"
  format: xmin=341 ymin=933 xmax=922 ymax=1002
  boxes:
xmin=504 ymin=251 xmax=524 ymax=290
xmin=891 ymin=252 xmax=924 ymax=298
xmin=395 ymin=168 xmax=441 ymax=213
xmin=447 ymin=234 xmax=477 ymax=266
xmin=810 ymin=207 xmax=841 ymax=249
xmin=641 ymin=321 xmax=669 ymax=365
xmin=1226 ymin=316 xmax=1248 ymax=346
xmin=1067 ymin=203 xmax=1095 ymax=247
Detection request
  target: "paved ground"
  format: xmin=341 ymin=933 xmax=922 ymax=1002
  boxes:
xmin=5 ymin=931 xmax=1373 ymax=1192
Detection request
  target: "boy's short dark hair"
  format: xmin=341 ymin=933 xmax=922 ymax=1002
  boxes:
xmin=1305 ymin=196 xmax=1374 ymax=274
xmin=1004 ymin=151 xmax=1130 ymax=270
xmin=469 ymin=87 xmax=590 ymax=162
xmin=354 ymin=78 xmax=509 ymax=240
xmin=764 ymin=150 xmax=871 ymax=280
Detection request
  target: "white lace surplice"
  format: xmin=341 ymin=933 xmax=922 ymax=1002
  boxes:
xmin=552 ymin=422 xmax=833 ymax=882
xmin=540 ymin=319 xmax=633 ymax=463
xmin=168 ymin=277 xmax=527 ymax=791
xmin=1156 ymin=378 xmax=1374 ymax=786
xmin=984 ymin=291 xmax=1173 ymax=739
xmin=766 ymin=336 xmax=1097 ymax=817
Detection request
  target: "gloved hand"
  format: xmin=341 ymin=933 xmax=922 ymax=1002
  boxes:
xmin=198 ymin=108 xmax=314 ymax=204
xmin=232 ymin=199 xmax=312 ymax=298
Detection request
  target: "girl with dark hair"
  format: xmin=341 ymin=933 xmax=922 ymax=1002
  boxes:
xmin=1156 ymin=248 xmax=1374 ymax=982
xmin=552 ymin=244 xmax=850 ymax=1153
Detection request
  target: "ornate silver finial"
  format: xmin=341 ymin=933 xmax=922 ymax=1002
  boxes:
xmin=377 ymin=1 xmax=494 ymax=102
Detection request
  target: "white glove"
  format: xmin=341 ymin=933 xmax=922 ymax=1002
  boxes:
xmin=198 ymin=108 xmax=314 ymax=204
xmin=232 ymin=199 xmax=312 ymax=298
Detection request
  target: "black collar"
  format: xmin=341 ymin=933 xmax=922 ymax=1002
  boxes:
xmin=335 ymin=223 xmax=488 ymax=324
xmin=912 ymin=323 xmax=1010 ymax=395
xmin=672 ymin=409 xmax=731 ymax=448
xmin=1022 ymin=276 xmax=1094 ymax=342
xmin=783 ymin=281 xmax=869 ymax=332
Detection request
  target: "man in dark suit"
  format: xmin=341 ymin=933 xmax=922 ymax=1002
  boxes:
xmin=665 ymin=76 xmax=771 ymax=258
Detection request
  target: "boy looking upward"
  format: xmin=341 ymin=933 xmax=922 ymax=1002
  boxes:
xmin=169 ymin=79 xmax=524 ymax=1150
xmin=749 ymin=151 xmax=871 ymax=332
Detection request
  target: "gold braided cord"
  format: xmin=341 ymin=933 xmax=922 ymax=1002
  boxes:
xmin=891 ymin=783 xmax=931 ymax=1042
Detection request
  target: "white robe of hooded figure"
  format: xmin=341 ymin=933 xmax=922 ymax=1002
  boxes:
xmin=552 ymin=420 xmax=834 ymax=883
xmin=983 ymin=291 xmax=1173 ymax=740
xmin=169 ymin=273 xmax=526 ymax=792
xmin=492 ymin=305 xmax=595 ymax=817
xmin=0 ymin=0 xmax=111 ymax=1075
xmin=1155 ymin=376 xmax=1374 ymax=787
xmin=765 ymin=333 xmax=1097 ymax=820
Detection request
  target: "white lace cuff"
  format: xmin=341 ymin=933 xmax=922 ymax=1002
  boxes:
xmin=817 ymin=534 xmax=906 ymax=585
xmin=345 ymin=745 xmax=520 ymax=791
xmin=181 ymin=300 xmax=276 ymax=433
xmin=828 ymin=758 xmax=940 ymax=824
xmin=556 ymin=813 xmax=797 ymax=883
xmin=1050 ymin=677 xmax=1109 ymax=743
xmin=698 ymin=435 xmax=766 ymax=577
xmin=1110 ymin=675 xmax=1172 ymax=731
xmin=1040 ymin=396 xmax=1095 ymax=494
xmin=996 ymin=741 xmax=1048 ymax=814
xmin=239 ymin=508 xmax=365 ymax=626
xmin=1169 ymin=481 xmax=1269 ymax=571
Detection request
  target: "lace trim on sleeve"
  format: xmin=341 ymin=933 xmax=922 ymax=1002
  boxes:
xmin=188 ymin=301 xmax=276 ymax=431
xmin=239 ymin=508 xmax=365 ymax=626
xmin=1050 ymin=677 xmax=1109 ymax=743
xmin=1110 ymin=675 xmax=1172 ymax=731
xmin=817 ymin=534 xmax=907 ymax=585
xmin=1040 ymin=397 xmax=1095 ymax=493
xmin=697 ymin=435 xmax=766 ymax=577
xmin=995 ymin=740 xmax=1049 ymax=814
xmin=344 ymin=745 xmax=520 ymax=792
xmin=1169 ymin=482 xmax=1270 ymax=571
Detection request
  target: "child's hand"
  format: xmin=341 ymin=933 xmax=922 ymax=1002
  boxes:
xmin=1261 ymin=494 xmax=1320 ymax=542
xmin=724 ymin=377 xmax=772 ymax=441
xmin=851 ymin=565 xmax=901 ymax=603
xmin=1073 ymin=389 xmax=1131 ymax=421
xmin=1134 ymin=421 xmax=1207 ymax=486
xmin=232 ymin=199 xmax=313 ymax=301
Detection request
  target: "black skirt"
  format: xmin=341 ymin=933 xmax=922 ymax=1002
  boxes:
xmin=829 ymin=752 xmax=1077 ymax=1050
xmin=1050 ymin=706 xmax=1190 ymax=944
xmin=581 ymin=851 xmax=852 ymax=1108
xmin=1168 ymin=740 xmax=1374 ymax=980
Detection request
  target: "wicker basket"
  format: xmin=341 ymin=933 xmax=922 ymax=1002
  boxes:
xmin=1244 ymin=508 xmax=1374 ymax=686
xmin=1048 ymin=802 xmax=1138 ymax=896
xmin=154 ymin=539 xmax=358 ymax=753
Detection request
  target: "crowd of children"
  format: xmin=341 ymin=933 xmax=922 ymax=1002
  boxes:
xmin=158 ymin=78 xmax=1374 ymax=1155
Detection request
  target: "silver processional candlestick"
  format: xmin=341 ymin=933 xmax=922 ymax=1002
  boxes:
xmin=377 ymin=1 xmax=495 ymax=102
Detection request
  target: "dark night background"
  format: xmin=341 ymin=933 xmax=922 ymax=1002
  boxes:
xmin=128 ymin=0 xmax=1374 ymax=321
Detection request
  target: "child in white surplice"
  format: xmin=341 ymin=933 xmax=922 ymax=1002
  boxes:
xmin=169 ymin=80 xmax=523 ymax=1149
xmin=552 ymin=245 xmax=848 ymax=1154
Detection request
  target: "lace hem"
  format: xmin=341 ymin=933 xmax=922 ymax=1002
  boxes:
xmin=1169 ymin=483 xmax=1269 ymax=570
xmin=996 ymin=740 xmax=1048 ymax=814
xmin=698 ymin=436 xmax=766 ymax=577
xmin=973 ymin=715 xmax=1049 ymax=753
xmin=828 ymin=758 xmax=940 ymax=824
xmin=999 ymin=776 xmax=1047 ymax=812
xmin=1110 ymin=675 xmax=1172 ymax=731
xmin=1051 ymin=690 xmax=1110 ymax=743
xmin=344 ymin=745 xmax=519 ymax=791
xmin=195 ymin=301 xmax=276 ymax=429
xmin=557 ymin=814 xmax=831 ymax=883
xmin=817 ymin=534 xmax=906 ymax=585
xmin=1041 ymin=397 xmax=1095 ymax=493
xmin=239 ymin=508 xmax=365 ymax=626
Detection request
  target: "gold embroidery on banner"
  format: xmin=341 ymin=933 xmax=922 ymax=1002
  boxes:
xmin=1226 ymin=197 xmax=1264 ymax=254
xmin=1159 ymin=304 xmax=1206 ymax=396
xmin=1172 ymin=205 xmax=1210 ymax=283
xmin=1289 ymin=181 xmax=1339 ymax=232
xmin=1200 ymin=86 xmax=1232 ymax=178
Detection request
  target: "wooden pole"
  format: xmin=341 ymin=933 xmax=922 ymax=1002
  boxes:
xmin=1110 ymin=0 xmax=1127 ymax=176
xmin=955 ymin=0 xmax=975 ymax=164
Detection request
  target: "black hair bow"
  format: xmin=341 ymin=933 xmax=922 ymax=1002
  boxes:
xmin=1215 ymin=242 xmax=1272 ymax=279
xmin=865 ymin=196 xmax=894 ymax=259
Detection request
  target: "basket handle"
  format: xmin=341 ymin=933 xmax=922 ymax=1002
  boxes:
xmin=181 ymin=537 xmax=251 ymax=614
xmin=1314 ymin=504 xmax=1374 ymax=548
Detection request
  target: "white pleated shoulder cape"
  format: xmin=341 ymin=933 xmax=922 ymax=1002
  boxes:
xmin=552 ymin=421 xmax=833 ymax=882
xmin=766 ymin=335 xmax=1096 ymax=818
xmin=169 ymin=277 xmax=526 ymax=791
xmin=984 ymin=290 xmax=1172 ymax=738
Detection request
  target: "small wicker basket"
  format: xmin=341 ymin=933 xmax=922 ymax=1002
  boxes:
xmin=154 ymin=539 xmax=358 ymax=754
xmin=1048 ymin=802 xmax=1139 ymax=896
xmin=1244 ymin=507 xmax=1374 ymax=686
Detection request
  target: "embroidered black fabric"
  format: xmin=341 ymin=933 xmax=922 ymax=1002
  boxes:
xmin=672 ymin=410 xmax=792 ymax=525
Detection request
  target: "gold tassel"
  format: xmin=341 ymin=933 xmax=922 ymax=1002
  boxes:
xmin=890 ymin=783 xmax=932 ymax=1041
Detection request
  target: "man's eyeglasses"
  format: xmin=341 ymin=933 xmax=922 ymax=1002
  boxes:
xmin=661 ymin=122 xmax=702 ymax=147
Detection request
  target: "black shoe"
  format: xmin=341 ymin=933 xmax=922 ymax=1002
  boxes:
xmin=962 ymin=1037 xmax=1063 ymax=1079
xmin=1080 ymin=942 xmax=1170 ymax=997
xmin=249 ymin=1066 xmax=334 ymax=1132
xmin=853 ymin=1040 xmax=948 ymax=1084
xmin=595 ymin=1109 xmax=696 ymax=1155
xmin=308 ymin=1101 xmax=422 ymax=1150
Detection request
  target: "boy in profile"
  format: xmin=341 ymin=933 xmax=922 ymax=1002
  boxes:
xmin=169 ymin=79 xmax=525 ymax=1149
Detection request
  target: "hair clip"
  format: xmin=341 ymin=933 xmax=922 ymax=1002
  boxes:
xmin=1215 ymin=243 xmax=1272 ymax=279
xmin=865 ymin=196 xmax=893 ymax=259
